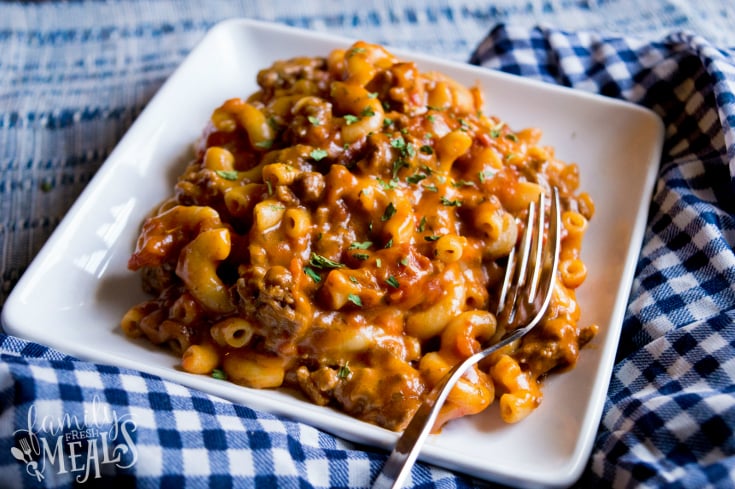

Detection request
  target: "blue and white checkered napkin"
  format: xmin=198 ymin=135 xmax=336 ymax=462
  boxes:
xmin=3 ymin=24 xmax=735 ymax=488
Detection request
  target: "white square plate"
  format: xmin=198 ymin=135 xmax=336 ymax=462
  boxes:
xmin=2 ymin=19 xmax=664 ymax=488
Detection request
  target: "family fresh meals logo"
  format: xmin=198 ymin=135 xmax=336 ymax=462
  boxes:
xmin=10 ymin=396 xmax=138 ymax=483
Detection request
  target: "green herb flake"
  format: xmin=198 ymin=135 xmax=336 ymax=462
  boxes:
xmin=255 ymin=139 xmax=273 ymax=149
xmin=478 ymin=169 xmax=497 ymax=183
xmin=383 ymin=118 xmax=394 ymax=127
xmin=505 ymin=153 xmax=519 ymax=161
xmin=399 ymin=257 xmax=409 ymax=266
xmin=440 ymin=196 xmax=462 ymax=207
xmin=452 ymin=180 xmax=475 ymax=188
xmin=367 ymin=92 xmax=379 ymax=99
xmin=381 ymin=202 xmax=397 ymax=221
xmin=376 ymin=258 xmax=382 ymax=268
xmin=307 ymin=115 xmax=321 ymax=126
xmin=304 ymin=266 xmax=322 ymax=283
xmin=344 ymin=114 xmax=360 ymax=125
xmin=384 ymin=238 xmax=393 ymax=249
xmin=423 ymin=184 xmax=438 ymax=192
xmin=390 ymin=136 xmax=406 ymax=150
xmin=419 ymin=145 xmax=434 ymax=155
xmin=215 ymin=170 xmax=239 ymax=181
xmin=424 ymin=235 xmax=442 ymax=242
xmin=386 ymin=276 xmax=400 ymax=288
xmin=361 ymin=106 xmax=376 ymax=117
xmin=211 ymin=369 xmax=228 ymax=380
xmin=406 ymin=172 xmax=427 ymax=184
xmin=309 ymin=253 xmax=344 ymax=269
xmin=349 ymin=241 xmax=373 ymax=250
xmin=310 ymin=149 xmax=329 ymax=161
xmin=338 ymin=362 xmax=352 ymax=379
xmin=392 ymin=159 xmax=408 ymax=178
xmin=427 ymin=114 xmax=436 ymax=123
xmin=505 ymin=133 xmax=518 ymax=142
xmin=352 ymin=252 xmax=370 ymax=260
xmin=348 ymin=47 xmax=366 ymax=56
xmin=349 ymin=276 xmax=359 ymax=284
xmin=417 ymin=216 xmax=427 ymax=232
xmin=347 ymin=294 xmax=363 ymax=307
xmin=377 ymin=177 xmax=398 ymax=190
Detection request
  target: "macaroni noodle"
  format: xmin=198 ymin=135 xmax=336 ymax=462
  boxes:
xmin=122 ymin=41 xmax=597 ymax=432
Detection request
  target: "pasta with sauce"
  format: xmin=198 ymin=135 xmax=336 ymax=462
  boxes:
xmin=121 ymin=41 xmax=597 ymax=432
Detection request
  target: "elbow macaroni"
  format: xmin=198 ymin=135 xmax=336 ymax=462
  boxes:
xmin=122 ymin=41 xmax=597 ymax=432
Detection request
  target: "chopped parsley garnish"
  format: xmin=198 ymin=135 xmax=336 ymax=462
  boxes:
xmin=392 ymin=159 xmax=408 ymax=178
xmin=367 ymin=92 xmax=379 ymax=99
xmin=361 ymin=106 xmax=376 ymax=117
xmin=348 ymin=46 xmax=366 ymax=56
xmin=304 ymin=266 xmax=322 ymax=283
xmin=338 ymin=362 xmax=352 ymax=378
xmin=390 ymin=136 xmax=406 ymax=150
xmin=307 ymin=115 xmax=321 ymax=126
xmin=377 ymin=177 xmax=399 ymax=190
xmin=255 ymin=139 xmax=273 ymax=149
xmin=427 ymin=114 xmax=436 ymax=122
xmin=349 ymin=276 xmax=359 ymax=284
xmin=267 ymin=116 xmax=280 ymax=130
xmin=399 ymin=257 xmax=409 ymax=266
xmin=505 ymin=133 xmax=518 ymax=142
xmin=489 ymin=122 xmax=505 ymax=138
xmin=386 ymin=276 xmax=400 ymax=288
xmin=423 ymin=184 xmax=438 ymax=192
xmin=478 ymin=169 xmax=497 ymax=183
xmin=349 ymin=241 xmax=373 ymax=250
xmin=452 ymin=179 xmax=475 ymax=188
xmin=347 ymin=294 xmax=363 ymax=307
xmin=406 ymin=172 xmax=427 ymax=184
xmin=310 ymin=149 xmax=329 ymax=161
xmin=417 ymin=216 xmax=427 ymax=232
xmin=215 ymin=170 xmax=238 ymax=181
xmin=419 ymin=145 xmax=434 ymax=155
xmin=424 ymin=235 xmax=442 ymax=241
xmin=352 ymin=252 xmax=370 ymax=260
xmin=211 ymin=369 xmax=227 ymax=380
xmin=440 ymin=197 xmax=462 ymax=207
xmin=384 ymin=238 xmax=393 ymax=248
xmin=309 ymin=253 xmax=344 ymax=269
xmin=381 ymin=202 xmax=397 ymax=221
xmin=344 ymin=114 xmax=359 ymax=125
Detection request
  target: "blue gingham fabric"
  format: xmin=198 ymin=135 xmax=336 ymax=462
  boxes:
xmin=471 ymin=25 xmax=735 ymax=487
xmin=4 ymin=1 xmax=735 ymax=488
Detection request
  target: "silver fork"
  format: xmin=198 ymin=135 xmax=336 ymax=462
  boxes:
xmin=372 ymin=187 xmax=561 ymax=489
